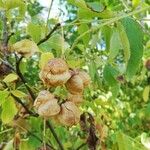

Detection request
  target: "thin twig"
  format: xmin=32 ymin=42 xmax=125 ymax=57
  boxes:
xmin=45 ymin=0 xmax=54 ymax=35
xmin=37 ymin=23 xmax=61 ymax=46
xmin=11 ymin=94 xmax=38 ymax=117
xmin=15 ymin=55 xmax=36 ymax=101
xmin=0 ymin=58 xmax=15 ymax=72
xmin=46 ymin=121 xmax=64 ymax=150
xmin=15 ymin=122 xmax=55 ymax=150
xmin=76 ymin=143 xmax=86 ymax=150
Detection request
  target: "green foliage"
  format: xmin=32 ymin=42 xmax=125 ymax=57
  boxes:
xmin=121 ymin=17 xmax=143 ymax=79
xmin=1 ymin=96 xmax=17 ymax=124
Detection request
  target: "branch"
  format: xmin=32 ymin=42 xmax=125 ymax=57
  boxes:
xmin=46 ymin=121 xmax=64 ymax=150
xmin=37 ymin=23 xmax=61 ymax=46
xmin=16 ymin=122 xmax=56 ymax=150
xmin=11 ymin=94 xmax=38 ymax=117
xmin=15 ymin=55 xmax=36 ymax=101
xmin=0 ymin=58 xmax=15 ymax=72
xmin=76 ymin=143 xmax=86 ymax=150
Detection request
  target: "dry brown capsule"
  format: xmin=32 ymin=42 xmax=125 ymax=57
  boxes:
xmin=57 ymin=101 xmax=81 ymax=126
xmin=34 ymin=90 xmax=54 ymax=109
xmin=66 ymin=74 xmax=84 ymax=94
xmin=39 ymin=58 xmax=71 ymax=87
xmin=12 ymin=39 xmax=38 ymax=58
xmin=66 ymin=70 xmax=90 ymax=94
xmin=78 ymin=71 xmax=90 ymax=87
xmin=68 ymin=93 xmax=83 ymax=105
xmin=34 ymin=90 xmax=60 ymax=117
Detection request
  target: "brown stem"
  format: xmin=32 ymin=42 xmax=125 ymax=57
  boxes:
xmin=11 ymin=94 xmax=38 ymax=117
xmin=37 ymin=23 xmax=61 ymax=46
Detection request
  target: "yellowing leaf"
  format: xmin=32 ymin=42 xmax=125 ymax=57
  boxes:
xmin=1 ymin=96 xmax=18 ymax=124
xmin=0 ymin=90 xmax=9 ymax=105
xmin=11 ymin=90 xmax=26 ymax=98
xmin=3 ymin=73 xmax=18 ymax=83
xmin=143 ymin=86 xmax=150 ymax=102
xmin=132 ymin=0 xmax=140 ymax=8
xmin=3 ymin=140 xmax=14 ymax=150
xmin=67 ymin=59 xmax=83 ymax=68
xmin=39 ymin=52 xmax=54 ymax=69
xmin=141 ymin=133 xmax=150 ymax=149
xmin=12 ymin=39 xmax=39 ymax=57
xmin=146 ymin=40 xmax=150 ymax=49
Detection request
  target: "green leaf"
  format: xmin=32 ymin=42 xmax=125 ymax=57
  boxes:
xmin=86 ymin=2 xmax=105 ymax=13
xmin=39 ymin=52 xmax=54 ymax=69
xmin=117 ymin=22 xmax=130 ymax=64
xmin=121 ymin=17 xmax=143 ymax=79
xmin=103 ymin=64 xmax=118 ymax=87
xmin=109 ymin=28 xmax=122 ymax=61
xmin=48 ymin=34 xmax=69 ymax=57
xmin=88 ymin=60 xmax=97 ymax=82
xmin=0 ymin=90 xmax=9 ymax=105
xmin=141 ymin=132 xmax=150 ymax=150
xmin=67 ymin=59 xmax=83 ymax=68
xmin=5 ymin=0 xmax=26 ymax=19
xmin=27 ymin=23 xmax=42 ymax=43
xmin=116 ymin=132 xmax=133 ymax=150
xmin=67 ymin=0 xmax=87 ymax=9
xmin=3 ymin=140 xmax=14 ymax=150
xmin=102 ymin=26 xmax=112 ymax=50
xmin=1 ymin=96 xmax=18 ymax=124
xmin=11 ymin=90 xmax=27 ymax=98
xmin=78 ymin=8 xmax=113 ymax=19
xmin=3 ymin=73 xmax=18 ymax=83
xmin=27 ymin=23 xmax=46 ymax=43
xmin=68 ymin=0 xmax=114 ymax=19
xmin=143 ymin=86 xmax=150 ymax=102
xmin=116 ymin=132 xmax=146 ymax=150
xmin=103 ymin=64 xmax=120 ymax=96
xmin=78 ymin=24 xmax=90 ymax=46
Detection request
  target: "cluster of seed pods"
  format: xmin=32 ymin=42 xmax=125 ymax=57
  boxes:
xmin=34 ymin=58 xmax=90 ymax=126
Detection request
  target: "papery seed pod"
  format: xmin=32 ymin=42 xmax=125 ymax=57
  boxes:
xmin=39 ymin=58 xmax=71 ymax=87
xmin=34 ymin=90 xmax=54 ymax=109
xmin=78 ymin=71 xmax=90 ymax=87
xmin=46 ymin=71 xmax=71 ymax=87
xmin=66 ymin=74 xmax=84 ymax=94
xmin=12 ymin=39 xmax=39 ymax=58
xmin=37 ymin=98 xmax=60 ymax=117
xmin=57 ymin=101 xmax=81 ymax=126
xmin=68 ymin=93 xmax=83 ymax=105
xmin=44 ymin=58 xmax=68 ymax=74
